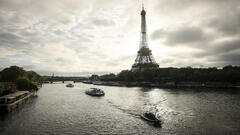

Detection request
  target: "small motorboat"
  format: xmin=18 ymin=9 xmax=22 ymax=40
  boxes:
xmin=85 ymin=88 xmax=105 ymax=96
xmin=141 ymin=112 xmax=161 ymax=125
xmin=66 ymin=83 xmax=74 ymax=88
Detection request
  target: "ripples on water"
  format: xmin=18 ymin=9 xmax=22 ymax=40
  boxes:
xmin=0 ymin=82 xmax=240 ymax=135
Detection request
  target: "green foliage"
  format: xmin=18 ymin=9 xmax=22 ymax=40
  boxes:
xmin=0 ymin=84 xmax=5 ymax=96
xmin=0 ymin=66 xmax=42 ymax=83
xmin=16 ymin=78 xmax=38 ymax=91
xmin=0 ymin=66 xmax=41 ymax=96
xmin=0 ymin=83 xmax=17 ymax=96
xmin=98 ymin=65 xmax=240 ymax=83
xmin=89 ymin=74 xmax=99 ymax=81
xmin=27 ymin=71 xmax=43 ymax=82
xmin=99 ymin=73 xmax=117 ymax=81
xmin=0 ymin=66 xmax=26 ymax=82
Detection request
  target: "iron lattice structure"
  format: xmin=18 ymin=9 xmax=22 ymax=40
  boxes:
xmin=131 ymin=6 xmax=159 ymax=71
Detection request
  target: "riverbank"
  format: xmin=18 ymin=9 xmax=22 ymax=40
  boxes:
xmin=83 ymin=80 xmax=240 ymax=89
xmin=0 ymin=90 xmax=37 ymax=114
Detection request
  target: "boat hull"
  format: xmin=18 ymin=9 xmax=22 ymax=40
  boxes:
xmin=141 ymin=113 xmax=161 ymax=126
xmin=85 ymin=89 xmax=105 ymax=97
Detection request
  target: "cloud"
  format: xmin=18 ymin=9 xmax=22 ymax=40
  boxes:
xmin=193 ymin=39 xmax=240 ymax=57
xmin=151 ymin=27 xmax=208 ymax=46
xmin=91 ymin=18 xmax=115 ymax=27
xmin=151 ymin=29 xmax=166 ymax=40
xmin=0 ymin=0 xmax=240 ymax=75
xmin=22 ymin=64 xmax=36 ymax=70
xmin=207 ymin=8 xmax=240 ymax=36
xmin=0 ymin=32 xmax=27 ymax=49
xmin=167 ymin=27 xmax=205 ymax=44
xmin=149 ymin=0 xmax=240 ymax=68
xmin=216 ymin=53 xmax=240 ymax=65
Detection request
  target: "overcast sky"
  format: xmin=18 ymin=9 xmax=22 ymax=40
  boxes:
xmin=0 ymin=0 xmax=240 ymax=76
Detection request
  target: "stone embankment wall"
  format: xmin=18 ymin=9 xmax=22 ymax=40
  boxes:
xmin=0 ymin=91 xmax=36 ymax=114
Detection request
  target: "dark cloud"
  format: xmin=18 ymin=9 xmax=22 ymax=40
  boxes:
xmin=185 ymin=39 xmax=240 ymax=67
xmin=151 ymin=0 xmax=240 ymax=67
xmin=91 ymin=18 xmax=115 ymax=27
xmin=213 ymin=39 xmax=240 ymax=54
xmin=207 ymin=52 xmax=240 ymax=66
xmin=152 ymin=0 xmax=240 ymax=44
xmin=217 ymin=53 xmax=240 ymax=65
xmin=194 ymin=39 xmax=240 ymax=57
xmin=207 ymin=9 xmax=240 ymax=36
xmin=155 ymin=0 xmax=240 ymax=14
xmin=0 ymin=31 xmax=27 ymax=49
xmin=0 ymin=32 xmax=20 ymax=40
xmin=151 ymin=27 xmax=209 ymax=46
xmin=150 ymin=29 xmax=166 ymax=40
xmin=167 ymin=27 xmax=206 ymax=45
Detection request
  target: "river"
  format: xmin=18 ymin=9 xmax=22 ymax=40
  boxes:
xmin=0 ymin=82 xmax=240 ymax=135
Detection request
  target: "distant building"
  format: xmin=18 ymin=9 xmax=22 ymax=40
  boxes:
xmin=132 ymin=5 xmax=159 ymax=71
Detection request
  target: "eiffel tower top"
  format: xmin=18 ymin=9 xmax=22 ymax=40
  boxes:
xmin=141 ymin=4 xmax=146 ymax=16
xmin=131 ymin=4 xmax=159 ymax=71
xmin=140 ymin=3 xmax=148 ymax=49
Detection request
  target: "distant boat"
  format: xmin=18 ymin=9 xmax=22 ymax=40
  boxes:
xmin=85 ymin=88 xmax=105 ymax=96
xmin=82 ymin=80 xmax=92 ymax=84
xmin=66 ymin=83 xmax=74 ymax=88
xmin=92 ymin=81 xmax=103 ymax=85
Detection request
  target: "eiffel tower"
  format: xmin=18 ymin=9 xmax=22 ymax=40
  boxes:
xmin=131 ymin=5 xmax=159 ymax=71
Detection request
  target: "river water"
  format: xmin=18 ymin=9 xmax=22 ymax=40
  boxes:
xmin=0 ymin=82 xmax=240 ymax=135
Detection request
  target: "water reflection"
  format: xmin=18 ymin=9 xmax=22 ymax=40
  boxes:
xmin=0 ymin=83 xmax=239 ymax=135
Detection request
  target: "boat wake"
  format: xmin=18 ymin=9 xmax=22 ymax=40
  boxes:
xmin=106 ymin=100 xmax=141 ymax=118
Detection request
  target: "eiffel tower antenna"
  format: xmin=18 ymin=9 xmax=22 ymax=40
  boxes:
xmin=131 ymin=1 xmax=159 ymax=71
xmin=138 ymin=0 xmax=144 ymax=11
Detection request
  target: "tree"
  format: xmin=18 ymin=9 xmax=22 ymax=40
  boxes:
xmin=27 ymin=71 xmax=42 ymax=82
xmin=16 ymin=77 xmax=38 ymax=91
xmin=0 ymin=66 xmax=25 ymax=82
xmin=89 ymin=74 xmax=99 ymax=81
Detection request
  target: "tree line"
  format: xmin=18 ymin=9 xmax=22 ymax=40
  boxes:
xmin=93 ymin=65 xmax=240 ymax=83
